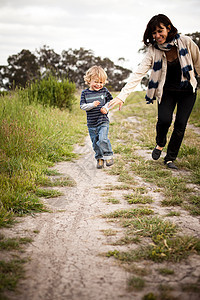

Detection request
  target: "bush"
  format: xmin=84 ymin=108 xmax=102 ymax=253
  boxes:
xmin=23 ymin=75 xmax=76 ymax=110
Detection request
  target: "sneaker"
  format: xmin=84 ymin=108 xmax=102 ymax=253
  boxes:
xmin=97 ymin=159 xmax=104 ymax=169
xmin=106 ymin=158 xmax=114 ymax=167
xmin=152 ymin=146 xmax=162 ymax=160
xmin=165 ymin=161 xmax=178 ymax=170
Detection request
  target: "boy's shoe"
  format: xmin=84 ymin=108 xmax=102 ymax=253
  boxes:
xmin=106 ymin=158 xmax=114 ymax=167
xmin=164 ymin=161 xmax=178 ymax=170
xmin=97 ymin=159 xmax=104 ymax=169
xmin=152 ymin=146 xmax=162 ymax=160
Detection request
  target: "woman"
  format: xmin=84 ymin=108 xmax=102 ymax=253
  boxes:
xmin=109 ymin=14 xmax=200 ymax=170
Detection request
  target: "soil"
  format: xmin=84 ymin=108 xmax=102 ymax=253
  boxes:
xmin=2 ymin=123 xmax=200 ymax=300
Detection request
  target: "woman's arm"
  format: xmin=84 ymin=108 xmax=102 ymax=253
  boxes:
xmin=109 ymin=48 xmax=153 ymax=110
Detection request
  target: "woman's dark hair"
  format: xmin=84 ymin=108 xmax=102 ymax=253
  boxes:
xmin=143 ymin=14 xmax=178 ymax=46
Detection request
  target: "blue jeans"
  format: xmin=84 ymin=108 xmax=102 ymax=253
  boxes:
xmin=88 ymin=123 xmax=113 ymax=160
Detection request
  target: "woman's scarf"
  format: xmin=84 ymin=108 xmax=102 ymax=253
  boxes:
xmin=145 ymin=34 xmax=193 ymax=104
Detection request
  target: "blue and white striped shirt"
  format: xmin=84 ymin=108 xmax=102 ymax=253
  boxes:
xmin=80 ymin=87 xmax=113 ymax=127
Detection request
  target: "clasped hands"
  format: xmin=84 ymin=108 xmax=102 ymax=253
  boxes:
xmin=93 ymin=97 xmax=123 ymax=114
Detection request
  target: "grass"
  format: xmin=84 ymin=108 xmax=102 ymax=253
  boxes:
xmin=0 ymin=89 xmax=87 ymax=298
xmin=103 ymin=90 xmax=200 ymax=298
xmin=127 ymin=276 xmax=145 ymax=291
xmin=0 ymin=234 xmax=32 ymax=251
xmin=0 ymin=91 xmax=87 ymax=226
xmin=124 ymin=193 xmax=153 ymax=204
xmin=0 ymin=259 xmax=26 ymax=293
xmin=109 ymin=91 xmax=200 ymax=215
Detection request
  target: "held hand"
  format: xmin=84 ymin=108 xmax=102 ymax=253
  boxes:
xmin=100 ymin=107 xmax=107 ymax=114
xmin=93 ymin=100 xmax=100 ymax=107
xmin=108 ymin=97 xmax=123 ymax=111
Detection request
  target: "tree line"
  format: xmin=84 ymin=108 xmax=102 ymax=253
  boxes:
xmin=0 ymin=32 xmax=199 ymax=91
xmin=0 ymin=46 xmax=132 ymax=91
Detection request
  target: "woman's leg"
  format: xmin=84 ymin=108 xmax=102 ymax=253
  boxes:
xmin=156 ymin=91 xmax=176 ymax=148
xmin=164 ymin=91 xmax=196 ymax=162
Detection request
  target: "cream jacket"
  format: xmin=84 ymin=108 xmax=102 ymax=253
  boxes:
xmin=117 ymin=35 xmax=200 ymax=104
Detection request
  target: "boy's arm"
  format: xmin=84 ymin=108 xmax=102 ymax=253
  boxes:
xmin=80 ymin=102 xmax=96 ymax=111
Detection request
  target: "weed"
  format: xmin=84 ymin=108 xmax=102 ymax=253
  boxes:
xmin=0 ymin=235 xmax=33 ymax=251
xmin=142 ymin=293 xmax=157 ymax=300
xmin=0 ymin=259 xmax=26 ymax=293
xmin=113 ymin=235 xmax=141 ymax=245
xmin=127 ymin=276 xmax=145 ymax=291
xmin=157 ymin=268 xmax=174 ymax=275
xmin=165 ymin=211 xmax=181 ymax=217
xmin=106 ymin=198 xmax=120 ymax=204
xmin=103 ymin=208 xmax=154 ymax=219
xmin=101 ymin=229 xmax=118 ymax=236
xmin=124 ymin=193 xmax=153 ymax=204
xmin=35 ymin=188 xmax=63 ymax=198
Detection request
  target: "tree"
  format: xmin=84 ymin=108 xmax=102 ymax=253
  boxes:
xmin=36 ymin=45 xmax=61 ymax=78
xmin=0 ymin=46 xmax=132 ymax=91
xmin=2 ymin=50 xmax=40 ymax=90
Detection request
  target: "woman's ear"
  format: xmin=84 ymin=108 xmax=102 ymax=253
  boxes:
xmin=167 ymin=25 xmax=171 ymax=32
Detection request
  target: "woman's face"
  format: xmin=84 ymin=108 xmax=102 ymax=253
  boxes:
xmin=152 ymin=23 xmax=170 ymax=44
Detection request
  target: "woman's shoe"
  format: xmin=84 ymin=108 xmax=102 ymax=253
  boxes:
xmin=152 ymin=146 xmax=162 ymax=160
xmin=165 ymin=161 xmax=178 ymax=170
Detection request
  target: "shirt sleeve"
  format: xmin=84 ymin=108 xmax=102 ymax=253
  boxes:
xmin=80 ymin=90 xmax=95 ymax=111
xmin=189 ymin=37 xmax=200 ymax=76
xmin=117 ymin=48 xmax=153 ymax=102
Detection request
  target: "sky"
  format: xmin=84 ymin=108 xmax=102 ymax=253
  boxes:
xmin=0 ymin=0 xmax=200 ymax=72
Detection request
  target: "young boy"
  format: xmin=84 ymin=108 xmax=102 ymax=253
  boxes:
xmin=80 ymin=65 xmax=114 ymax=169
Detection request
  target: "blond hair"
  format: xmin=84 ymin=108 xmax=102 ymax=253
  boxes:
xmin=84 ymin=65 xmax=108 ymax=85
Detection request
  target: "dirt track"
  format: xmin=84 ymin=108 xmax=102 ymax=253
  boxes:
xmin=2 ymin=131 xmax=200 ymax=300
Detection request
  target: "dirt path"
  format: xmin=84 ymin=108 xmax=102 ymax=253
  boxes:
xmin=3 ymin=125 xmax=200 ymax=300
xmin=4 ymin=136 xmax=141 ymax=300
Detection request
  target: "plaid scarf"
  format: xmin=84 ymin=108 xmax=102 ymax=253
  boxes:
xmin=146 ymin=34 xmax=193 ymax=104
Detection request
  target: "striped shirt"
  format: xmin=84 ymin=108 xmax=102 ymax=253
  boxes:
xmin=80 ymin=87 xmax=113 ymax=127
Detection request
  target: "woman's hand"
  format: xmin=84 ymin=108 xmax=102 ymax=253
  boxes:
xmin=108 ymin=97 xmax=123 ymax=111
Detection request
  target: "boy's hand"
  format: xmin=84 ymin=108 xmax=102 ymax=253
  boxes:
xmin=100 ymin=107 xmax=107 ymax=114
xmin=93 ymin=101 xmax=100 ymax=107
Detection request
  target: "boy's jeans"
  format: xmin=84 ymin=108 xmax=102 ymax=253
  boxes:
xmin=88 ymin=123 xmax=113 ymax=160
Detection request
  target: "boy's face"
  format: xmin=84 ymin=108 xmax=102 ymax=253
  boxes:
xmin=89 ymin=76 xmax=105 ymax=91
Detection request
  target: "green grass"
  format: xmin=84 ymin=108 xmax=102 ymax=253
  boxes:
xmin=109 ymin=91 xmax=200 ymax=215
xmin=106 ymin=197 xmax=120 ymax=204
xmin=35 ymin=188 xmax=63 ymax=198
xmin=0 ymin=91 xmax=87 ymax=226
xmin=103 ymin=207 xmax=154 ymax=219
xmin=0 ymin=235 xmax=32 ymax=251
xmin=127 ymin=276 xmax=145 ymax=291
xmin=124 ymin=193 xmax=153 ymax=204
xmin=0 ymin=259 xmax=26 ymax=294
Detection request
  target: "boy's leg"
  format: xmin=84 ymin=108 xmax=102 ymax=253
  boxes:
xmin=97 ymin=123 xmax=113 ymax=161
xmin=88 ymin=127 xmax=103 ymax=160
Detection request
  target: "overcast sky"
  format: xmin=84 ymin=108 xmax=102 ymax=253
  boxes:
xmin=0 ymin=0 xmax=200 ymax=71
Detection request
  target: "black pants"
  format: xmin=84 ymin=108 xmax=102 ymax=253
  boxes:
xmin=156 ymin=89 xmax=196 ymax=162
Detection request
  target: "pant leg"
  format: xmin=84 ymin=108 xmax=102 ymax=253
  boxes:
xmin=88 ymin=127 xmax=103 ymax=160
xmin=97 ymin=123 xmax=113 ymax=159
xmin=164 ymin=91 xmax=196 ymax=162
xmin=156 ymin=91 xmax=177 ymax=147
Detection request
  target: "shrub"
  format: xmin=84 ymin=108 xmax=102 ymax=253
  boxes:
xmin=23 ymin=75 xmax=76 ymax=110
